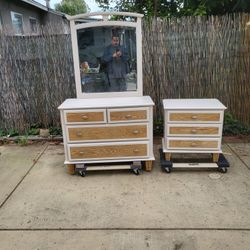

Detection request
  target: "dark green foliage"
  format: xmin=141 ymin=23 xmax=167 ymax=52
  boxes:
xmin=95 ymin=0 xmax=250 ymax=17
xmin=55 ymin=0 xmax=88 ymax=15
xmin=223 ymin=113 xmax=250 ymax=136
xmin=154 ymin=119 xmax=164 ymax=136
xmin=49 ymin=127 xmax=62 ymax=136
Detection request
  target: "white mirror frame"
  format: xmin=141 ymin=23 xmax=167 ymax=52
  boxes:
xmin=67 ymin=12 xmax=144 ymax=99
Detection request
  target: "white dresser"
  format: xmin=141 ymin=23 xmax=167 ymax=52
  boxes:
xmin=59 ymin=96 xmax=155 ymax=174
xmin=162 ymin=99 xmax=227 ymax=165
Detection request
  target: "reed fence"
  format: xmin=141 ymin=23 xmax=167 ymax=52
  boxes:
xmin=0 ymin=13 xmax=250 ymax=132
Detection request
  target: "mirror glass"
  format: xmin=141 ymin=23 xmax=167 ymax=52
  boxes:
xmin=77 ymin=26 xmax=137 ymax=93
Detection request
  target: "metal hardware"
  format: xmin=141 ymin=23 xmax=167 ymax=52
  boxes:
xmin=125 ymin=114 xmax=132 ymax=119
xmin=133 ymin=130 xmax=139 ymax=134
xmin=81 ymin=115 xmax=88 ymax=120
xmin=76 ymin=131 xmax=82 ymax=136
xmin=191 ymin=115 xmax=198 ymax=120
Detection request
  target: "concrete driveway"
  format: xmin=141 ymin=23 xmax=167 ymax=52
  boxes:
xmin=0 ymin=140 xmax=250 ymax=249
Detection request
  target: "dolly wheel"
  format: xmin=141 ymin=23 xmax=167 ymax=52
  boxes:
xmin=132 ymin=168 xmax=140 ymax=175
xmin=79 ymin=170 xmax=86 ymax=177
xmin=218 ymin=167 xmax=227 ymax=173
xmin=164 ymin=167 xmax=172 ymax=173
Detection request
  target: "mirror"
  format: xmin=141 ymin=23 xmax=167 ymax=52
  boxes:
xmin=77 ymin=26 xmax=137 ymax=93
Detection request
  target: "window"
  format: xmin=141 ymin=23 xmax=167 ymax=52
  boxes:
xmin=11 ymin=11 xmax=23 ymax=35
xmin=29 ymin=17 xmax=37 ymax=34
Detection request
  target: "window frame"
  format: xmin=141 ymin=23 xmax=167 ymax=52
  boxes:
xmin=11 ymin=11 xmax=24 ymax=35
xmin=29 ymin=16 xmax=37 ymax=34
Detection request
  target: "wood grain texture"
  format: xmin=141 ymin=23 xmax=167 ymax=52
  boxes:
xmin=66 ymin=111 xmax=104 ymax=123
xmin=212 ymin=153 xmax=220 ymax=162
xmin=164 ymin=153 xmax=171 ymax=161
xmin=169 ymin=140 xmax=218 ymax=148
xmin=169 ymin=113 xmax=220 ymax=122
xmin=169 ymin=126 xmax=219 ymax=135
xmin=144 ymin=161 xmax=153 ymax=171
xmin=109 ymin=110 xmax=147 ymax=122
xmin=70 ymin=144 xmax=148 ymax=159
xmin=67 ymin=164 xmax=75 ymax=175
xmin=68 ymin=125 xmax=147 ymax=141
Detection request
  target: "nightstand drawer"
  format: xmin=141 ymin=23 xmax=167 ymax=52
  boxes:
xmin=168 ymin=112 xmax=221 ymax=123
xmin=167 ymin=138 xmax=219 ymax=150
xmin=65 ymin=109 xmax=106 ymax=124
xmin=69 ymin=143 xmax=148 ymax=160
xmin=68 ymin=124 xmax=148 ymax=142
xmin=108 ymin=108 xmax=148 ymax=123
xmin=168 ymin=125 xmax=220 ymax=136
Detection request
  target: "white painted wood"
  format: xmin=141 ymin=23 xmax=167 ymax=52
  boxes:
xmin=67 ymin=12 xmax=144 ymax=21
xmin=162 ymin=99 xmax=226 ymax=160
xmin=58 ymin=96 xmax=154 ymax=109
xmin=69 ymin=12 xmax=143 ymax=99
xmin=163 ymin=99 xmax=227 ymax=110
xmin=65 ymin=122 xmax=149 ymax=143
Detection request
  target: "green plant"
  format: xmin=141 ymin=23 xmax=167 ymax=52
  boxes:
xmin=7 ymin=129 xmax=19 ymax=137
xmin=27 ymin=128 xmax=40 ymax=136
xmin=154 ymin=119 xmax=164 ymax=136
xmin=17 ymin=136 xmax=28 ymax=146
xmin=223 ymin=113 xmax=250 ymax=136
xmin=0 ymin=129 xmax=7 ymax=137
xmin=49 ymin=127 xmax=62 ymax=136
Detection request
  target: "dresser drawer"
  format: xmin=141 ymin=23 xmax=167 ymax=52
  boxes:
xmin=167 ymin=124 xmax=220 ymax=137
xmin=65 ymin=109 xmax=106 ymax=124
xmin=166 ymin=138 xmax=219 ymax=150
xmin=167 ymin=111 xmax=222 ymax=123
xmin=69 ymin=143 xmax=148 ymax=160
xmin=108 ymin=108 xmax=148 ymax=123
xmin=67 ymin=124 xmax=148 ymax=142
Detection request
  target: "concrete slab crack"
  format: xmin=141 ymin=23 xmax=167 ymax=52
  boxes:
xmin=0 ymin=143 xmax=49 ymax=209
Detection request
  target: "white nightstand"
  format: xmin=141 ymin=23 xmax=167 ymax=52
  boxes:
xmin=161 ymin=99 xmax=229 ymax=173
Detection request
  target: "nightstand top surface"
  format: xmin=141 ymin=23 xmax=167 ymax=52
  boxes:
xmin=163 ymin=99 xmax=226 ymax=110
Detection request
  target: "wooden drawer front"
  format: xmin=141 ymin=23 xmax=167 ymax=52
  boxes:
xmin=109 ymin=109 xmax=148 ymax=122
xmin=66 ymin=110 xmax=105 ymax=123
xmin=68 ymin=125 xmax=148 ymax=142
xmin=169 ymin=112 xmax=220 ymax=122
xmin=169 ymin=126 xmax=219 ymax=136
xmin=168 ymin=139 xmax=218 ymax=149
xmin=69 ymin=144 xmax=148 ymax=160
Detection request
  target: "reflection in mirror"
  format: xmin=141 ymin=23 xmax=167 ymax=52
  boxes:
xmin=77 ymin=26 xmax=137 ymax=93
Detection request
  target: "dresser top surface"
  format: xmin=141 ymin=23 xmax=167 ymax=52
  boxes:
xmin=58 ymin=96 xmax=154 ymax=109
xmin=163 ymin=99 xmax=226 ymax=110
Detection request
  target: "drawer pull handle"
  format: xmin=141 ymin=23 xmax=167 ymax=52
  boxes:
xmin=133 ymin=149 xmax=139 ymax=153
xmin=125 ymin=114 xmax=132 ymax=119
xmin=191 ymin=142 xmax=197 ymax=147
xmin=76 ymin=132 xmax=82 ymax=136
xmin=79 ymin=151 xmax=84 ymax=155
xmin=133 ymin=130 xmax=139 ymax=134
xmin=81 ymin=115 xmax=88 ymax=120
xmin=191 ymin=115 xmax=198 ymax=120
xmin=191 ymin=129 xmax=197 ymax=133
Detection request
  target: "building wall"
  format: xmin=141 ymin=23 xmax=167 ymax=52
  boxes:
xmin=0 ymin=0 xmax=68 ymax=34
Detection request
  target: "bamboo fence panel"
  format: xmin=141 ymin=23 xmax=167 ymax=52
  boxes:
xmin=143 ymin=13 xmax=250 ymax=125
xmin=0 ymin=13 xmax=250 ymax=132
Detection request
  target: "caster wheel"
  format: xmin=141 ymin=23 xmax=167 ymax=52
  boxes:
xmin=164 ymin=167 xmax=172 ymax=173
xmin=132 ymin=168 xmax=140 ymax=175
xmin=218 ymin=167 xmax=227 ymax=173
xmin=79 ymin=170 xmax=86 ymax=177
